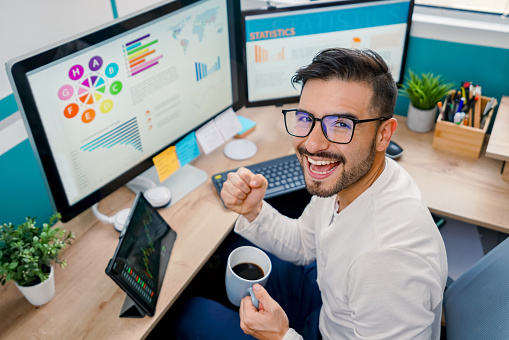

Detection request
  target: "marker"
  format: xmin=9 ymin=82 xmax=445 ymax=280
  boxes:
xmin=456 ymin=97 xmax=465 ymax=113
xmin=476 ymin=85 xmax=482 ymax=99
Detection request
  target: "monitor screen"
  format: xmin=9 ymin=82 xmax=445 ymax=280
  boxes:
xmin=242 ymin=0 xmax=414 ymax=107
xmin=7 ymin=0 xmax=242 ymax=222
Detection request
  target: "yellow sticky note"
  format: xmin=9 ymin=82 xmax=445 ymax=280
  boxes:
xmin=152 ymin=146 xmax=180 ymax=183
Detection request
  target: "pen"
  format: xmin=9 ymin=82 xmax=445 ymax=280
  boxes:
xmin=444 ymin=94 xmax=452 ymax=121
xmin=461 ymin=96 xmax=477 ymax=112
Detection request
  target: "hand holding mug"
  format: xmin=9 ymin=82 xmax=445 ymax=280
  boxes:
xmin=225 ymin=246 xmax=271 ymax=308
xmin=239 ymin=283 xmax=290 ymax=340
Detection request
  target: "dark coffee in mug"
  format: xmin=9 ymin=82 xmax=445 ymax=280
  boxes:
xmin=232 ymin=262 xmax=264 ymax=280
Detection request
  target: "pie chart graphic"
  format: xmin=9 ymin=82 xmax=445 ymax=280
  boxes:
xmin=77 ymin=75 xmax=107 ymax=105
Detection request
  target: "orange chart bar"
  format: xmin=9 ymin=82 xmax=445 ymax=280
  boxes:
xmin=254 ymin=45 xmax=284 ymax=63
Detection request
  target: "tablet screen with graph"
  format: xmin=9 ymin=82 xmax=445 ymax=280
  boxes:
xmin=105 ymin=193 xmax=177 ymax=317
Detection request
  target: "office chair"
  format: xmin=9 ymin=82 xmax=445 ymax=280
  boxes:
xmin=443 ymin=236 xmax=509 ymax=340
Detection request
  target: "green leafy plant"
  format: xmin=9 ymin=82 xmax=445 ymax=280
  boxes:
xmin=0 ymin=213 xmax=74 ymax=286
xmin=399 ymin=70 xmax=455 ymax=110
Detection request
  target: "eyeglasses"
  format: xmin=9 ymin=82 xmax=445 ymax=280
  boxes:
xmin=282 ymin=109 xmax=388 ymax=144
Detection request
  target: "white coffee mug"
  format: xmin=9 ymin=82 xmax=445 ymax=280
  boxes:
xmin=225 ymin=246 xmax=271 ymax=308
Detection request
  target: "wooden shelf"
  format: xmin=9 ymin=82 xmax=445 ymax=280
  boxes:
xmin=486 ymin=95 xmax=509 ymax=181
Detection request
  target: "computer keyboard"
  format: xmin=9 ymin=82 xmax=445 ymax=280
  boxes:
xmin=211 ymin=154 xmax=306 ymax=201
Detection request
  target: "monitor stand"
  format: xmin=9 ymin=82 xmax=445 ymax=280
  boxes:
xmin=127 ymin=164 xmax=208 ymax=207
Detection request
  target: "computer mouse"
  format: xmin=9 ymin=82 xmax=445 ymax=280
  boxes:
xmin=386 ymin=140 xmax=403 ymax=159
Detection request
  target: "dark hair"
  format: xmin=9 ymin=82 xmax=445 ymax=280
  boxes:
xmin=292 ymin=48 xmax=397 ymax=119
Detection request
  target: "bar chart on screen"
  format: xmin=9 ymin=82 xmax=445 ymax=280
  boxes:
xmin=123 ymin=34 xmax=163 ymax=77
xmin=254 ymin=45 xmax=285 ymax=63
xmin=195 ymin=56 xmax=221 ymax=81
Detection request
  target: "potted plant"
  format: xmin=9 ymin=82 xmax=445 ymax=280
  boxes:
xmin=399 ymin=69 xmax=455 ymax=132
xmin=0 ymin=213 xmax=74 ymax=306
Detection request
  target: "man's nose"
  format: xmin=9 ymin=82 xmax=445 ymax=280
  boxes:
xmin=304 ymin=120 xmax=329 ymax=153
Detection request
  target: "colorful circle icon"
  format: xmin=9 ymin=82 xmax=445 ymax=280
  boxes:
xmin=82 ymin=109 xmax=95 ymax=123
xmin=60 ymin=56 xmax=121 ymax=123
xmin=105 ymin=63 xmax=119 ymax=78
xmin=69 ymin=64 xmax=85 ymax=81
xmin=58 ymin=85 xmax=74 ymax=101
xmin=110 ymin=81 xmax=122 ymax=95
xmin=89 ymin=56 xmax=103 ymax=72
xmin=100 ymin=99 xmax=113 ymax=113
xmin=64 ymin=103 xmax=79 ymax=118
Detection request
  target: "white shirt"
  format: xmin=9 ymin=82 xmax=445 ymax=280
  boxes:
xmin=234 ymin=158 xmax=448 ymax=340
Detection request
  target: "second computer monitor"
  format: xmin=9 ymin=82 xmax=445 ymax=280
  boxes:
xmin=242 ymin=0 xmax=414 ymax=107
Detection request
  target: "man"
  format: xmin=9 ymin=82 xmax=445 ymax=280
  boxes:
xmin=175 ymin=48 xmax=447 ymax=339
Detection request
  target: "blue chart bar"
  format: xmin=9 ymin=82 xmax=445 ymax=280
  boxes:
xmin=80 ymin=117 xmax=143 ymax=152
xmin=195 ymin=56 xmax=221 ymax=81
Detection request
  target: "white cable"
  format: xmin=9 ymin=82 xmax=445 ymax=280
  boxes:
xmin=92 ymin=203 xmax=131 ymax=232
xmin=92 ymin=203 xmax=115 ymax=224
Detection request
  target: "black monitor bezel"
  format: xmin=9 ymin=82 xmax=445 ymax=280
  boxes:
xmin=241 ymin=0 xmax=415 ymax=107
xmin=7 ymin=0 xmax=244 ymax=222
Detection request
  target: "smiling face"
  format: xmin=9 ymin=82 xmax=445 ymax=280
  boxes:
xmin=293 ymin=78 xmax=381 ymax=198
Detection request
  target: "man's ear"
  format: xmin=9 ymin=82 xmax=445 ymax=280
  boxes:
xmin=376 ymin=118 xmax=398 ymax=152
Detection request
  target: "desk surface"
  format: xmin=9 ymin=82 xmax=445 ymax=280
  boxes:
xmin=1 ymin=105 xmax=509 ymax=339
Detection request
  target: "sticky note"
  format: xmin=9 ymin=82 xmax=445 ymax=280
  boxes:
xmin=236 ymin=115 xmax=256 ymax=137
xmin=176 ymin=132 xmax=200 ymax=166
xmin=152 ymin=146 xmax=180 ymax=183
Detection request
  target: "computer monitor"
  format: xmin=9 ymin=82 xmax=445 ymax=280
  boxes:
xmin=6 ymin=0 xmax=243 ymax=222
xmin=242 ymin=0 xmax=414 ymax=107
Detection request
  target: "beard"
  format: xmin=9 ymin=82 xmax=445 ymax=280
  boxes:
xmin=297 ymin=136 xmax=377 ymax=197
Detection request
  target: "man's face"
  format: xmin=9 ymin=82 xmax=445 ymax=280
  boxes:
xmin=293 ymin=78 xmax=379 ymax=197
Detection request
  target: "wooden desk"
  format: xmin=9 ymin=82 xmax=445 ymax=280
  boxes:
xmin=1 ymin=106 xmax=508 ymax=339
xmin=392 ymin=115 xmax=509 ymax=233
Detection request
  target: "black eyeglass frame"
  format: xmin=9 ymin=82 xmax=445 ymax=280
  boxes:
xmin=282 ymin=109 xmax=389 ymax=144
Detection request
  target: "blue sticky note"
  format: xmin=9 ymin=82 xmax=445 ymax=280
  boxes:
xmin=176 ymin=132 xmax=200 ymax=166
xmin=236 ymin=115 xmax=256 ymax=136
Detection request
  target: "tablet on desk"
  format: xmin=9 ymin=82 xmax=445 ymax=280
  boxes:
xmin=105 ymin=193 xmax=177 ymax=317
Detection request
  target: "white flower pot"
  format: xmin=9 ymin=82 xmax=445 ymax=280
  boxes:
xmin=406 ymin=103 xmax=437 ymax=133
xmin=15 ymin=266 xmax=55 ymax=306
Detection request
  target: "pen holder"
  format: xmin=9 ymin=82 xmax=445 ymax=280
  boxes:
xmin=432 ymin=95 xmax=498 ymax=158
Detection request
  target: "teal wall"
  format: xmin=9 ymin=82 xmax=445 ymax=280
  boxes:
xmin=1 ymin=36 xmax=509 ymax=225
xmin=0 ymin=94 xmax=53 ymax=225
xmin=0 ymin=138 xmax=53 ymax=225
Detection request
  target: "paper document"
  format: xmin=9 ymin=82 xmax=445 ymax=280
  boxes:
xmin=215 ymin=107 xmax=242 ymax=140
xmin=196 ymin=108 xmax=242 ymax=154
